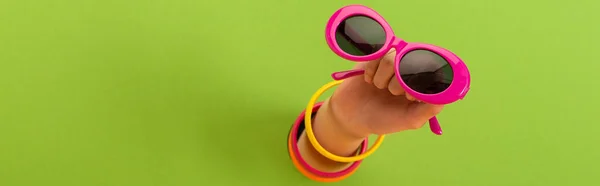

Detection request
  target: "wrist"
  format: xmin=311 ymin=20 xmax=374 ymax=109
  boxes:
xmin=325 ymin=96 xmax=371 ymax=139
xmin=312 ymin=100 xmax=367 ymax=157
xmin=288 ymin=102 xmax=367 ymax=182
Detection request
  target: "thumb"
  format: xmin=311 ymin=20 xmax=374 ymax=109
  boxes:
xmin=409 ymin=102 xmax=444 ymax=121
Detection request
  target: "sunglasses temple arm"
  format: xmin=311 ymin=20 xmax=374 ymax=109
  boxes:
xmin=429 ymin=116 xmax=443 ymax=135
xmin=331 ymin=69 xmax=365 ymax=80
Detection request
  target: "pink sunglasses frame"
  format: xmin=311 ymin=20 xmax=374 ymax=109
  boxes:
xmin=325 ymin=5 xmax=472 ymax=135
xmin=326 ymin=4 xmax=471 ymax=105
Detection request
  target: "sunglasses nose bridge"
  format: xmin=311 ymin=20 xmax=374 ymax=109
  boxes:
xmin=390 ymin=36 xmax=408 ymax=51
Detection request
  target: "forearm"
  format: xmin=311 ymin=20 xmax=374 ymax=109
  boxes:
xmin=297 ymin=99 xmax=366 ymax=172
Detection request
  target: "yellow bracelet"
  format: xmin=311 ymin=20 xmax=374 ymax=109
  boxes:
xmin=304 ymin=80 xmax=385 ymax=163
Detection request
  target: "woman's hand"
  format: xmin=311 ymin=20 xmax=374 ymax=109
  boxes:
xmin=328 ymin=49 xmax=445 ymax=138
xmin=297 ymin=50 xmax=446 ymax=171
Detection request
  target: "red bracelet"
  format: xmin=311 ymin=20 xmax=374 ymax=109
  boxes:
xmin=287 ymin=102 xmax=368 ymax=182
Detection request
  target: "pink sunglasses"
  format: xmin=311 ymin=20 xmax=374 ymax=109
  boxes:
xmin=325 ymin=5 xmax=471 ymax=135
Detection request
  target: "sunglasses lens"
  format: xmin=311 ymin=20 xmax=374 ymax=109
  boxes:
xmin=335 ymin=16 xmax=386 ymax=56
xmin=398 ymin=50 xmax=453 ymax=94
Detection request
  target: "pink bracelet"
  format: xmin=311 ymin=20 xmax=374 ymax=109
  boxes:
xmin=288 ymin=102 xmax=368 ymax=178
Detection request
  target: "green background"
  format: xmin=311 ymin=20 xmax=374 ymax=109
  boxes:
xmin=1 ymin=0 xmax=598 ymax=186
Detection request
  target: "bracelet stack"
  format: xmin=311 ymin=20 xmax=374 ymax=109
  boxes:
xmin=287 ymin=80 xmax=386 ymax=182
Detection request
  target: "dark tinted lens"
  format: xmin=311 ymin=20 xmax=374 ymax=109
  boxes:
xmin=398 ymin=50 xmax=453 ymax=94
xmin=335 ymin=16 xmax=386 ymax=56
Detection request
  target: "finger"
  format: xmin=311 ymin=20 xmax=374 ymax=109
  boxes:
xmin=406 ymin=94 xmax=417 ymax=101
xmin=372 ymin=49 xmax=396 ymax=89
xmin=363 ymin=58 xmax=381 ymax=84
xmin=387 ymin=74 xmax=405 ymax=96
xmin=412 ymin=103 xmax=444 ymax=120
